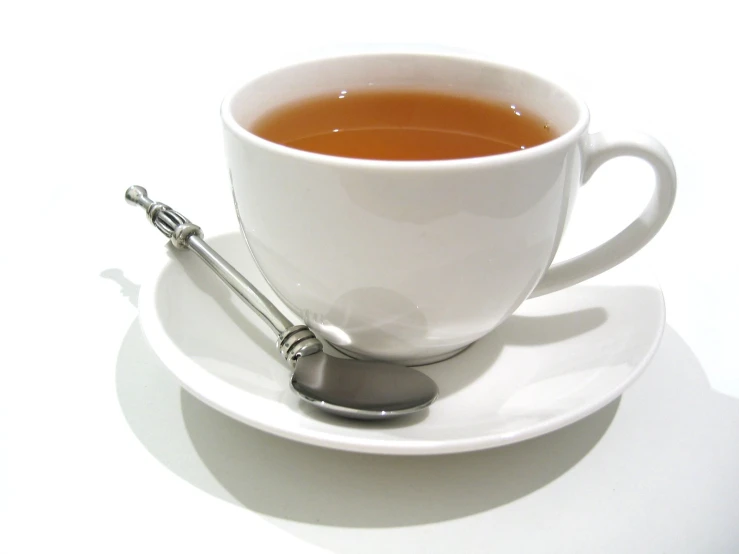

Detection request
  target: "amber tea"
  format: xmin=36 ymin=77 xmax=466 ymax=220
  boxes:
xmin=250 ymin=89 xmax=554 ymax=161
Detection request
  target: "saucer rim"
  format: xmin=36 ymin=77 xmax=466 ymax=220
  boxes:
xmin=137 ymin=234 xmax=666 ymax=456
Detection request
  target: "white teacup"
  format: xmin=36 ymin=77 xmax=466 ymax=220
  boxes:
xmin=221 ymin=52 xmax=676 ymax=365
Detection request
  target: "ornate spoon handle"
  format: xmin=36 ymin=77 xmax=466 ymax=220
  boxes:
xmin=125 ymin=186 xmax=322 ymax=366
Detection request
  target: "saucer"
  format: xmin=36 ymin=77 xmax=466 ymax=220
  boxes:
xmin=138 ymin=232 xmax=665 ymax=455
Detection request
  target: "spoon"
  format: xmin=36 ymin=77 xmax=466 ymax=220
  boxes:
xmin=125 ymin=186 xmax=438 ymax=419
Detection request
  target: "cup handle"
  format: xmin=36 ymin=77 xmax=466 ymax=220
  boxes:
xmin=531 ymin=131 xmax=677 ymax=297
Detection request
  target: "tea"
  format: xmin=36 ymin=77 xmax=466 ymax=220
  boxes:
xmin=250 ymin=89 xmax=554 ymax=161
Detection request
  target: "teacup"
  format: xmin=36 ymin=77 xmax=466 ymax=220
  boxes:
xmin=221 ymin=52 xmax=676 ymax=365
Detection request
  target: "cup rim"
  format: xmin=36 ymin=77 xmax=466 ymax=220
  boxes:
xmin=220 ymin=51 xmax=590 ymax=170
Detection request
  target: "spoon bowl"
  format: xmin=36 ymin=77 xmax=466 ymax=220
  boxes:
xmin=292 ymin=352 xmax=438 ymax=419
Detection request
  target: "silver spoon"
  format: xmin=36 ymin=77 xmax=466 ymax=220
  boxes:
xmin=125 ymin=186 xmax=438 ymax=419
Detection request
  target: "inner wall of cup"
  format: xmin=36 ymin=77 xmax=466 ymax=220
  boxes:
xmin=229 ymin=54 xmax=582 ymax=136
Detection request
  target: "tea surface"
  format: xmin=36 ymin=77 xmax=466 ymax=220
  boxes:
xmin=250 ymin=89 xmax=554 ymax=161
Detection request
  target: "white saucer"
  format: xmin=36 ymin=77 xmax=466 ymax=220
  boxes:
xmin=138 ymin=232 xmax=665 ymax=455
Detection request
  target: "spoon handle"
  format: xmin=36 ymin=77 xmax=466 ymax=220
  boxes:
xmin=125 ymin=186 xmax=322 ymax=366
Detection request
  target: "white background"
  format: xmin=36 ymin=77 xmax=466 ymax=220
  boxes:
xmin=2 ymin=1 xmax=737 ymax=552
